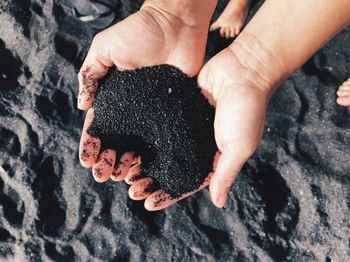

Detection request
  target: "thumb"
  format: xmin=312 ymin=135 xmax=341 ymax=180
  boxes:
xmin=209 ymin=152 xmax=245 ymax=208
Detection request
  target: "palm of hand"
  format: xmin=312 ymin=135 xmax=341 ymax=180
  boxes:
xmin=77 ymin=6 xmax=209 ymax=110
xmin=198 ymin=48 xmax=269 ymax=207
xmin=95 ymin=10 xmax=180 ymax=72
xmin=199 ymin=48 xmax=268 ymax=155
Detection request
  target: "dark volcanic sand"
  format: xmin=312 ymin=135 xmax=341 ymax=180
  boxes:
xmin=1 ymin=0 xmax=350 ymax=261
xmin=87 ymin=65 xmax=216 ymax=198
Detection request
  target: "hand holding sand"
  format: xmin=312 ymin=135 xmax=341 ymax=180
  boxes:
xmin=130 ymin=53 xmax=268 ymax=210
xmin=78 ymin=1 xmax=217 ymax=186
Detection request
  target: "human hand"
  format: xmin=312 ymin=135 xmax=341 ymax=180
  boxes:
xmin=197 ymin=47 xmax=270 ymax=208
xmin=78 ymin=0 xmax=217 ymax=181
xmin=131 ymin=45 xmax=270 ymax=210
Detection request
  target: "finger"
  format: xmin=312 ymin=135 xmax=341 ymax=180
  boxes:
xmin=110 ymin=152 xmax=135 ymax=182
xmin=144 ymin=175 xmax=212 ymax=211
xmin=336 ymin=90 xmax=350 ymax=97
xmin=128 ymin=177 xmax=154 ymax=200
xmin=124 ymin=156 xmax=142 ymax=184
xmin=336 ymin=96 xmax=350 ymax=106
xmin=79 ymin=109 xmax=101 ymax=168
xmin=78 ymin=36 xmax=113 ymax=110
xmin=92 ymin=149 xmax=116 ymax=182
xmin=209 ymin=152 xmax=245 ymax=208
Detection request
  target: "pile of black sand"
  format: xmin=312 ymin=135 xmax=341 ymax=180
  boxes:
xmin=87 ymin=65 xmax=217 ymax=198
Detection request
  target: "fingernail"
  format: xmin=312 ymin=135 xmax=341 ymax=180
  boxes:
xmin=78 ymin=96 xmax=88 ymax=109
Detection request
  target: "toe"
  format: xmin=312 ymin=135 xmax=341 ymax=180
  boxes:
xmin=219 ymin=27 xmax=226 ymax=38
xmin=79 ymin=109 xmax=101 ymax=168
xmin=234 ymin=27 xmax=241 ymax=36
xmin=124 ymin=156 xmax=142 ymax=184
xmin=224 ymin=28 xmax=231 ymax=39
xmin=226 ymin=28 xmax=232 ymax=38
xmin=229 ymin=28 xmax=235 ymax=38
xmin=92 ymin=149 xmax=116 ymax=182
xmin=337 ymin=96 xmax=350 ymax=106
xmin=210 ymin=21 xmax=219 ymax=31
xmin=110 ymin=152 xmax=135 ymax=182
xmin=128 ymin=177 xmax=154 ymax=200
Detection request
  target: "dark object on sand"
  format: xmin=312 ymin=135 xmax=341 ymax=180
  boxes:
xmin=59 ymin=0 xmax=118 ymax=29
xmin=87 ymin=65 xmax=217 ymax=198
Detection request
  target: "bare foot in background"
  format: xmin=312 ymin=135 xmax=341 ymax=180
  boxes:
xmin=210 ymin=0 xmax=251 ymax=38
xmin=337 ymin=77 xmax=350 ymax=106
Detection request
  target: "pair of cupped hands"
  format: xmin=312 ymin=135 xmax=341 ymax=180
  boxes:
xmin=78 ymin=2 xmax=269 ymax=211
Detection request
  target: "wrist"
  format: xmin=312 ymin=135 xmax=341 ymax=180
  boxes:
xmin=228 ymin=32 xmax=288 ymax=97
xmin=142 ymin=0 xmax=217 ymax=27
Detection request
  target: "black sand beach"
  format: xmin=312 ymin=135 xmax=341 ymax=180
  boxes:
xmin=0 ymin=0 xmax=350 ymax=261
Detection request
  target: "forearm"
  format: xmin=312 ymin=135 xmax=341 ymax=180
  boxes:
xmin=230 ymin=0 xmax=350 ymax=95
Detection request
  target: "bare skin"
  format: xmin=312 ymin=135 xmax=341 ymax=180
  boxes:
xmin=136 ymin=0 xmax=350 ymax=210
xmin=131 ymin=47 xmax=268 ymax=210
xmin=78 ymin=0 xmax=217 ymax=181
xmin=337 ymin=77 xmax=350 ymax=106
xmin=210 ymin=0 xmax=251 ymax=38
xmin=79 ymin=0 xmax=350 ymax=210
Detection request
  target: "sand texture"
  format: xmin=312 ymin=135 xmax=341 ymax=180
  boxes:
xmin=87 ymin=65 xmax=216 ymax=198
xmin=0 ymin=0 xmax=350 ymax=261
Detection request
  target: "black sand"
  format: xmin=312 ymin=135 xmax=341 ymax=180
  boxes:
xmin=1 ymin=0 xmax=350 ymax=261
xmin=87 ymin=65 xmax=217 ymax=198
